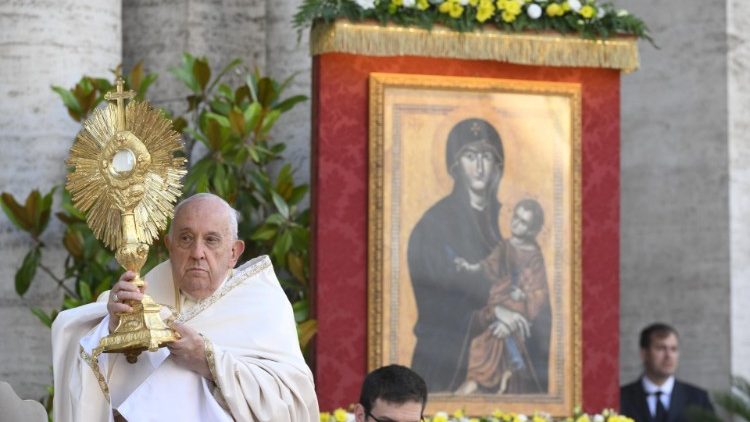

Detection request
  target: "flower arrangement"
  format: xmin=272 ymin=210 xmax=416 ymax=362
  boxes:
xmin=293 ymin=0 xmax=652 ymax=43
xmin=319 ymin=407 xmax=634 ymax=422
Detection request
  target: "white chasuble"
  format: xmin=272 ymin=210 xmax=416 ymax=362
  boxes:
xmin=52 ymin=255 xmax=319 ymax=422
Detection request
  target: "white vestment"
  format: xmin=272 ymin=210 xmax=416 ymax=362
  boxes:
xmin=52 ymin=255 xmax=319 ymax=422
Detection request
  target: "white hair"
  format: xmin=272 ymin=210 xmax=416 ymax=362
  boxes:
xmin=169 ymin=193 xmax=240 ymax=240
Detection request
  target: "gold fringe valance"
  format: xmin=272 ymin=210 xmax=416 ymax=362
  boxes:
xmin=311 ymin=20 xmax=639 ymax=73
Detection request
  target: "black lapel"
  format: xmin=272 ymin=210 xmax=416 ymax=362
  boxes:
xmin=635 ymin=379 xmax=654 ymax=422
xmin=667 ymin=381 xmax=686 ymax=422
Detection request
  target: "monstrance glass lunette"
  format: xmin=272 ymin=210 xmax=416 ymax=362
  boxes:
xmin=66 ymin=78 xmax=186 ymax=363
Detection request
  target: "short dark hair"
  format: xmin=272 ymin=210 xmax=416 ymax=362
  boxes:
xmin=515 ymin=198 xmax=545 ymax=237
xmin=639 ymin=322 xmax=678 ymax=349
xmin=359 ymin=365 xmax=428 ymax=414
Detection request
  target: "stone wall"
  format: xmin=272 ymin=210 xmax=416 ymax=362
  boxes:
xmin=620 ymin=0 xmax=731 ymax=394
xmin=0 ymin=0 xmax=122 ymax=399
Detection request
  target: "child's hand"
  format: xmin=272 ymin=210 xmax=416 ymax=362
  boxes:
xmin=454 ymin=257 xmax=480 ymax=273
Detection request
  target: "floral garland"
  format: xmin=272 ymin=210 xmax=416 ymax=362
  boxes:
xmin=319 ymin=407 xmax=634 ymax=422
xmin=294 ymin=0 xmax=652 ymax=43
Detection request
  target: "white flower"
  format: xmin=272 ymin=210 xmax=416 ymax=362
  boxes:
xmin=354 ymin=0 xmax=376 ymax=9
xmin=403 ymin=0 xmax=416 ymax=7
xmin=597 ymin=6 xmax=605 ymax=18
xmin=527 ymin=3 xmax=542 ymax=19
xmin=593 ymin=415 xmax=605 ymax=422
xmin=346 ymin=414 xmax=356 ymax=422
xmin=567 ymin=0 xmax=581 ymax=12
xmin=617 ymin=9 xmax=628 ymax=17
xmin=517 ymin=415 xmax=528 ymax=422
xmin=458 ymin=0 xmax=469 ymax=5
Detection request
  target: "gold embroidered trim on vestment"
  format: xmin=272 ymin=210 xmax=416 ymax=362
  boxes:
xmin=79 ymin=345 xmax=110 ymax=402
xmin=311 ymin=20 xmax=640 ymax=73
xmin=174 ymin=255 xmax=272 ymax=323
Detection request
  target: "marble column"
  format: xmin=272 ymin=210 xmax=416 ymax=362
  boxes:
xmin=728 ymin=0 xmax=750 ymax=382
xmin=0 ymin=0 xmax=121 ymax=398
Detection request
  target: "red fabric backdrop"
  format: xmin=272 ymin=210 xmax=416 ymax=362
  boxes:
xmin=311 ymin=53 xmax=620 ymax=413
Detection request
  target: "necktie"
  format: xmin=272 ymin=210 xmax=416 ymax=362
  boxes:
xmin=654 ymin=390 xmax=668 ymax=422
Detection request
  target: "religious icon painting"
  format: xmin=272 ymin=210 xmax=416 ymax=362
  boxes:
xmin=367 ymin=73 xmax=582 ymax=417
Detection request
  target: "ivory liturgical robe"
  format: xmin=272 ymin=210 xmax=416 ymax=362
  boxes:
xmin=52 ymin=255 xmax=319 ymax=422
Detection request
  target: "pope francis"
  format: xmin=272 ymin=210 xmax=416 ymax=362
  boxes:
xmin=51 ymin=193 xmax=319 ymax=421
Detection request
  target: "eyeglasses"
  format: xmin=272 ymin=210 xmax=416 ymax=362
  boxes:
xmin=365 ymin=410 xmax=425 ymax=422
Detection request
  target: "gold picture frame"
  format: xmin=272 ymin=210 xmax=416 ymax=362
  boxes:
xmin=367 ymin=73 xmax=582 ymax=416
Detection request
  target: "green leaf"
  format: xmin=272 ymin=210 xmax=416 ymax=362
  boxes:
xmin=292 ymin=299 xmax=309 ymax=323
xmin=51 ymin=86 xmax=82 ymax=116
xmin=271 ymin=191 xmax=290 ymax=219
xmin=170 ymin=53 xmax=199 ymax=93
xmin=251 ymin=224 xmax=278 ymax=241
xmin=272 ymin=230 xmax=293 ymax=261
xmin=79 ymin=282 xmax=92 ymax=303
xmin=287 ymin=253 xmax=307 ymax=284
xmin=138 ymin=73 xmax=158 ymax=99
xmin=288 ymin=185 xmax=309 ymax=206
xmin=296 ymin=319 xmax=317 ymax=350
xmin=266 ymin=213 xmax=285 ymax=226
xmin=228 ymin=109 xmax=246 ymax=135
xmin=31 ymin=307 xmax=53 ymax=328
xmin=37 ymin=187 xmax=56 ymax=235
xmin=256 ymin=77 xmax=278 ymax=107
xmin=274 ymin=94 xmax=308 ymax=113
xmin=15 ymin=247 xmax=41 ymax=295
xmin=206 ymin=112 xmax=231 ymax=128
xmin=193 ymin=58 xmax=211 ymax=91
xmin=1 ymin=192 xmax=33 ymax=231
xmin=243 ymin=102 xmax=262 ymax=132
xmin=260 ymin=109 xmax=282 ymax=134
xmin=206 ymin=58 xmax=243 ymax=94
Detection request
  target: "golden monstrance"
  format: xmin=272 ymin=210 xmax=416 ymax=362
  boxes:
xmin=66 ymin=78 xmax=186 ymax=363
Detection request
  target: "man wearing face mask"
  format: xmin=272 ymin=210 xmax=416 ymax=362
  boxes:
xmin=620 ymin=323 xmax=714 ymax=422
xmin=407 ymin=118 xmax=506 ymax=393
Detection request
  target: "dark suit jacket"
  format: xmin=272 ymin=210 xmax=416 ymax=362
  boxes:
xmin=620 ymin=378 xmax=714 ymax=422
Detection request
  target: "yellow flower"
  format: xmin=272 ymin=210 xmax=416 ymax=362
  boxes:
xmin=449 ymin=2 xmax=464 ymax=17
xmin=439 ymin=0 xmax=452 ymax=13
xmin=546 ymin=3 xmax=562 ymax=16
xmin=391 ymin=0 xmax=404 ymax=6
xmin=333 ymin=408 xmax=348 ymax=422
xmin=476 ymin=0 xmax=495 ymax=22
xmin=576 ymin=416 xmax=590 ymax=422
xmin=493 ymin=409 xmax=505 ymax=418
xmin=470 ymin=419 xmax=481 ymax=422
xmin=533 ymin=416 xmax=548 ymax=422
xmin=501 ymin=10 xmax=517 ymax=21
xmin=579 ymin=4 xmax=595 ymax=18
xmin=468 ymin=0 xmax=479 ymax=6
xmin=417 ymin=0 xmax=429 ymax=9
xmin=319 ymin=412 xmax=331 ymax=422
xmin=496 ymin=0 xmax=507 ymax=9
xmin=504 ymin=0 xmax=520 ymax=14
xmin=432 ymin=412 xmax=449 ymax=422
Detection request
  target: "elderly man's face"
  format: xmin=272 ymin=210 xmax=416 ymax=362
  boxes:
xmin=166 ymin=198 xmax=245 ymax=299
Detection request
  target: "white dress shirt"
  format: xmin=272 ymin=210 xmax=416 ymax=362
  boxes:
xmin=642 ymin=375 xmax=675 ymax=417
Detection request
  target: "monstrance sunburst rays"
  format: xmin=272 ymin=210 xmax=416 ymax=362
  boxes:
xmin=66 ymin=101 xmax=186 ymax=250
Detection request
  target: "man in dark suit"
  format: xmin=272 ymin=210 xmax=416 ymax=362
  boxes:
xmin=620 ymin=323 xmax=714 ymax=422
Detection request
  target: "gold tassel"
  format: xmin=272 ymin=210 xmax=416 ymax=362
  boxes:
xmin=311 ymin=20 xmax=639 ymax=73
